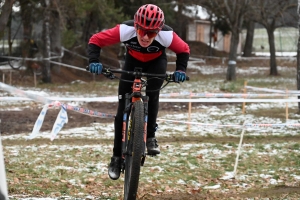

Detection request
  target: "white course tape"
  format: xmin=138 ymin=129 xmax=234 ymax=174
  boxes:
xmin=0 ymin=96 xmax=118 ymax=102
xmin=160 ymin=92 xmax=299 ymax=97
xmin=157 ymin=119 xmax=300 ymax=128
xmin=50 ymin=105 xmax=68 ymax=141
xmin=26 ymin=104 xmax=49 ymax=140
xmin=158 ymin=98 xmax=300 ymax=103
xmin=246 ymin=86 xmax=300 ymax=94
xmin=0 ymin=82 xmax=51 ymax=104
xmin=3 ymin=96 xmax=300 ymax=103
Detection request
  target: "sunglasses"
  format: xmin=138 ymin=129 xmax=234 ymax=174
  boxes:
xmin=136 ymin=26 xmax=159 ymax=38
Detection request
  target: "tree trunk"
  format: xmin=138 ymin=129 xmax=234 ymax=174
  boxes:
xmin=226 ymin=30 xmax=239 ymax=81
xmin=20 ymin=0 xmax=33 ymax=39
xmin=297 ymin=0 xmax=300 ymax=111
xmin=208 ymin=14 xmax=213 ymax=56
xmin=0 ymin=0 xmax=14 ymax=35
xmin=42 ymin=0 xmax=51 ymax=83
xmin=267 ymin=28 xmax=278 ymax=75
xmin=81 ymin=11 xmax=98 ymax=48
xmin=176 ymin=0 xmax=183 ymax=38
xmin=243 ymin=20 xmax=254 ymax=57
xmin=50 ymin=2 xmax=61 ymax=73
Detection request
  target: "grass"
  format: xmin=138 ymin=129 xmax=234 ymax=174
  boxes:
xmin=3 ymin=133 xmax=300 ymax=199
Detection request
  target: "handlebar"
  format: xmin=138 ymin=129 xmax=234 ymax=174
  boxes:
xmin=86 ymin=66 xmax=190 ymax=82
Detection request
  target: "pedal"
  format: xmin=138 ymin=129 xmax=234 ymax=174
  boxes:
xmin=146 ymin=153 xmax=158 ymax=157
xmin=121 ymin=159 xmax=125 ymax=174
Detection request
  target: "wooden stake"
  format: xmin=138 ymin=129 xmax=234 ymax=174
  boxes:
xmin=9 ymin=71 xmax=12 ymax=85
xmin=286 ymin=88 xmax=288 ymax=122
xmin=34 ymin=72 xmax=37 ymax=87
xmin=188 ymin=101 xmax=191 ymax=131
xmin=242 ymin=81 xmax=247 ymax=114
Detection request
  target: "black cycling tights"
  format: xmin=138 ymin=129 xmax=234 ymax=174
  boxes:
xmin=113 ymin=53 xmax=167 ymax=157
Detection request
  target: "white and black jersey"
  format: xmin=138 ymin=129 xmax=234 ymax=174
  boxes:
xmin=88 ymin=20 xmax=190 ymax=71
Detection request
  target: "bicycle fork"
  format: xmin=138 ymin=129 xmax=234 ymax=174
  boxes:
xmin=121 ymin=93 xmax=149 ymax=172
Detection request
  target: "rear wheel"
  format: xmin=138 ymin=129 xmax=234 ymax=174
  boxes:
xmin=123 ymin=100 xmax=145 ymax=200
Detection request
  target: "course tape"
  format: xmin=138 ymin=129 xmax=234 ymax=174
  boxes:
xmin=3 ymin=96 xmax=300 ymax=103
xmin=0 ymin=82 xmax=52 ymax=104
xmin=157 ymin=119 xmax=300 ymax=128
xmin=26 ymin=101 xmax=114 ymax=140
xmin=63 ymin=103 xmax=115 ymax=118
xmin=0 ymin=96 xmax=118 ymax=102
xmin=160 ymin=92 xmax=298 ymax=98
xmin=50 ymin=104 xmax=68 ymax=141
xmin=2 ymin=82 xmax=300 ymax=139
xmin=0 ymin=82 xmax=115 ymax=140
xmin=245 ymin=86 xmax=300 ymax=94
xmin=0 ymin=82 xmax=115 ymax=118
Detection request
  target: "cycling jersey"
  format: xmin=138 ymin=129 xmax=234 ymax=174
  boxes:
xmin=88 ymin=20 xmax=190 ymax=71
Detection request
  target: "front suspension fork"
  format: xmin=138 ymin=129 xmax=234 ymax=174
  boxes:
xmin=121 ymin=94 xmax=149 ymax=167
xmin=122 ymin=93 xmax=131 ymax=158
xmin=141 ymin=96 xmax=149 ymax=166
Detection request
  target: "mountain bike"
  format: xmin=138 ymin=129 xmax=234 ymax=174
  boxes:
xmin=88 ymin=66 xmax=189 ymax=200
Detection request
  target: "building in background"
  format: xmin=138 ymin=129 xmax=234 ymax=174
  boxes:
xmin=186 ymin=19 xmax=242 ymax=54
xmin=186 ymin=19 xmax=297 ymax=56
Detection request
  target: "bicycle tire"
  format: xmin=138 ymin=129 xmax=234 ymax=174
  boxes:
xmin=8 ymin=58 xmax=25 ymax=70
xmin=124 ymin=100 xmax=145 ymax=200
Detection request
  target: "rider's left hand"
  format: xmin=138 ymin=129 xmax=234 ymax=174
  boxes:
xmin=89 ymin=63 xmax=103 ymax=75
xmin=173 ymin=70 xmax=186 ymax=82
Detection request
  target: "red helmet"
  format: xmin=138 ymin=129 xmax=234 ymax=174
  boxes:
xmin=134 ymin=4 xmax=165 ymax=30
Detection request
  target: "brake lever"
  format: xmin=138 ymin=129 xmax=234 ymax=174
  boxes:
xmin=102 ymin=68 xmax=115 ymax=79
xmin=165 ymin=74 xmax=174 ymax=82
xmin=166 ymin=74 xmax=190 ymax=83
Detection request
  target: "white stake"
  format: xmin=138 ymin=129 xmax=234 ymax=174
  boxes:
xmin=0 ymin=120 xmax=8 ymax=200
xmin=233 ymin=121 xmax=247 ymax=177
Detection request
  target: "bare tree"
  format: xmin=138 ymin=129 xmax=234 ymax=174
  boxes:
xmin=243 ymin=20 xmax=255 ymax=57
xmin=253 ymin=0 xmax=297 ymax=75
xmin=200 ymin=0 xmax=254 ymax=81
xmin=42 ymin=0 xmax=51 ymax=83
xmin=0 ymin=0 xmax=15 ymax=36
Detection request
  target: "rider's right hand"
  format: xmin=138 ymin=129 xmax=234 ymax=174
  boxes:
xmin=89 ymin=63 xmax=103 ymax=75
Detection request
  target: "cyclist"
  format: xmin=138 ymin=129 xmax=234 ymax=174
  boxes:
xmin=87 ymin=4 xmax=190 ymax=180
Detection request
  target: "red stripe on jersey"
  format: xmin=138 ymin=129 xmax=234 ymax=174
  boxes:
xmin=89 ymin=25 xmax=121 ymax=47
xmin=127 ymin=47 xmax=163 ymax=62
xmin=168 ymin=32 xmax=190 ymax=54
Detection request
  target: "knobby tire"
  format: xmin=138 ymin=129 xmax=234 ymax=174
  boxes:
xmin=124 ymin=100 xmax=145 ymax=200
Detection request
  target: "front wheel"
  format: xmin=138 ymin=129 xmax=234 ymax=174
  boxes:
xmin=124 ymin=100 xmax=145 ymax=200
